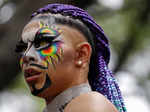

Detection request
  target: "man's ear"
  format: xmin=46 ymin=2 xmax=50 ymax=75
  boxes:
xmin=75 ymin=42 xmax=92 ymax=67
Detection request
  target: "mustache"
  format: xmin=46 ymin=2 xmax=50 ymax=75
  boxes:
xmin=30 ymin=63 xmax=48 ymax=69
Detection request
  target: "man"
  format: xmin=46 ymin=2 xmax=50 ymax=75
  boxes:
xmin=15 ymin=3 xmax=126 ymax=112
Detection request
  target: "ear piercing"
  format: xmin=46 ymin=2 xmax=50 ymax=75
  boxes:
xmin=78 ymin=61 xmax=82 ymax=65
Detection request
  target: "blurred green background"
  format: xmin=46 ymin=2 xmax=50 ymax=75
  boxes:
xmin=0 ymin=0 xmax=150 ymax=112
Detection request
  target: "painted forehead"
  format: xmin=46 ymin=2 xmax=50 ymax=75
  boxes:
xmin=22 ymin=20 xmax=62 ymax=43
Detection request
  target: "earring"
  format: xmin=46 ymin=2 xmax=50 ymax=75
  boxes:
xmin=78 ymin=61 xmax=82 ymax=65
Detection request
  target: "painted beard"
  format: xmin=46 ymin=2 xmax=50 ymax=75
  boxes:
xmin=32 ymin=73 xmax=51 ymax=95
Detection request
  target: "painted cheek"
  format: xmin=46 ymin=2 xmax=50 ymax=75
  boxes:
xmin=38 ymin=42 xmax=63 ymax=66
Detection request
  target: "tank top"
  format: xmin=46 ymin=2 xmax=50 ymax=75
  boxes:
xmin=43 ymin=83 xmax=92 ymax=112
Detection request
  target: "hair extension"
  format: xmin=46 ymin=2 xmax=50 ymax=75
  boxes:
xmin=31 ymin=4 xmax=127 ymax=112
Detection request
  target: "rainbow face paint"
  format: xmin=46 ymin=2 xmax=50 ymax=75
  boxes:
xmin=38 ymin=42 xmax=63 ymax=68
xmin=30 ymin=23 xmax=63 ymax=95
xmin=17 ymin=20 xmax=64 ymax=95
xmin=34 ymin=21 xmax=63 ymax=68
xmin=37 ymin=27 xmax=61 ymax=37
xmin=18 ymin=21 xmax=63 ymax=69
xmin=37 ymin=21 xmax=62 ymax=37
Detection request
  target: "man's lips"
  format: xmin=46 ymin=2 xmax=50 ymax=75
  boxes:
xmin=24 ymin=68 xmax=42 ymax=83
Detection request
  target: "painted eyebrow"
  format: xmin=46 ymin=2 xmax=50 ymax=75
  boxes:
xmin=34 ymin=27 xmax=61 ymax=42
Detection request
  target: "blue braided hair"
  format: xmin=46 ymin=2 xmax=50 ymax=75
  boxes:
xmin=31 ymin=3 xmax=127 ymax=112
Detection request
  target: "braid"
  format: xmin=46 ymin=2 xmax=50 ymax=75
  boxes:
xmin=93 ymin=54 xmax=127 ymax=112
xmin=31 ymin=4 xmax=127 ymax=112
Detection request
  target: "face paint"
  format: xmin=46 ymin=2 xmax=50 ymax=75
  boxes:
xmin=38 ymin=42 xmax=63 ymax=68
xmin=18 ymin=20 xmax=64 ymax=95
xmin=37 ymin=27 xmax=61 ymax=37
xmin=39 ymin=21 xmax=62 ymax=35
xmin=30 ymin=22 xmax=63 ymax=94
xmin=30 ymin=63 xmax=48 ymax=69
xmin=35 ymin=22 xmax=63 ymax=68
xmin=32 ymin=73 xmax=51 ymax=95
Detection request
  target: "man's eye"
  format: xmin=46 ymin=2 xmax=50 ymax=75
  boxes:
xmin=40 ymin=41 xmax=48 ymax=46
xmin=34 ymin=41 xmax=50 ymax=50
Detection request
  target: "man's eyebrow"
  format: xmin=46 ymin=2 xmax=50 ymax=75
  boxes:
xmin=34 ymin=27 xmax=61 ymax=41
xmin=34 ymin=33 xmax=59 ymax=44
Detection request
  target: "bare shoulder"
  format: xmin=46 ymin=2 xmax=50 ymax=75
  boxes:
xmin=64 ymin=91 xmax=118 ymax=112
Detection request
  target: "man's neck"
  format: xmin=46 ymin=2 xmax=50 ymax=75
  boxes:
xmin=44 ymin=83 xmax=92 ymax=112
xmin=46 ymin=80 xmax=89 ymax=104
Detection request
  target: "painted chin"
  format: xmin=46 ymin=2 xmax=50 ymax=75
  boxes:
xmin=24 ymin=67 xmax=52 ymax=95
xmin=31 ymin=73 xmax=51 ymax=95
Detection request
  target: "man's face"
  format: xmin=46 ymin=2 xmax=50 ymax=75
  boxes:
xmin=16 ymin=19 xmax=79 ymax=97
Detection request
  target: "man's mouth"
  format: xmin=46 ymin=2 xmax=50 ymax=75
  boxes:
xmin=24 ymin=68 xmax=42 ymax=83
xmin=30 ymin=63 xmax=48 ymax=69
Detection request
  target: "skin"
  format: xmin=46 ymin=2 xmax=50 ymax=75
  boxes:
xmin=19 ymin=20 xmax=90 ymax=101
xmin=64 ymin=92 xmax=118 ymax=112
xmin=17 ymin=16 xmax=118 ymax=112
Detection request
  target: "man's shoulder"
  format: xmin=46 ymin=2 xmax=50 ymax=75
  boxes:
xmin=64 ymin=91 xmax=118 ymax=112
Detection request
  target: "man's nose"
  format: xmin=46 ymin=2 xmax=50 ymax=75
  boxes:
xmin=22 ymin=55 xmax=37 ymax=64
xmin=22 ymin=45 xmax=38 ymax=64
